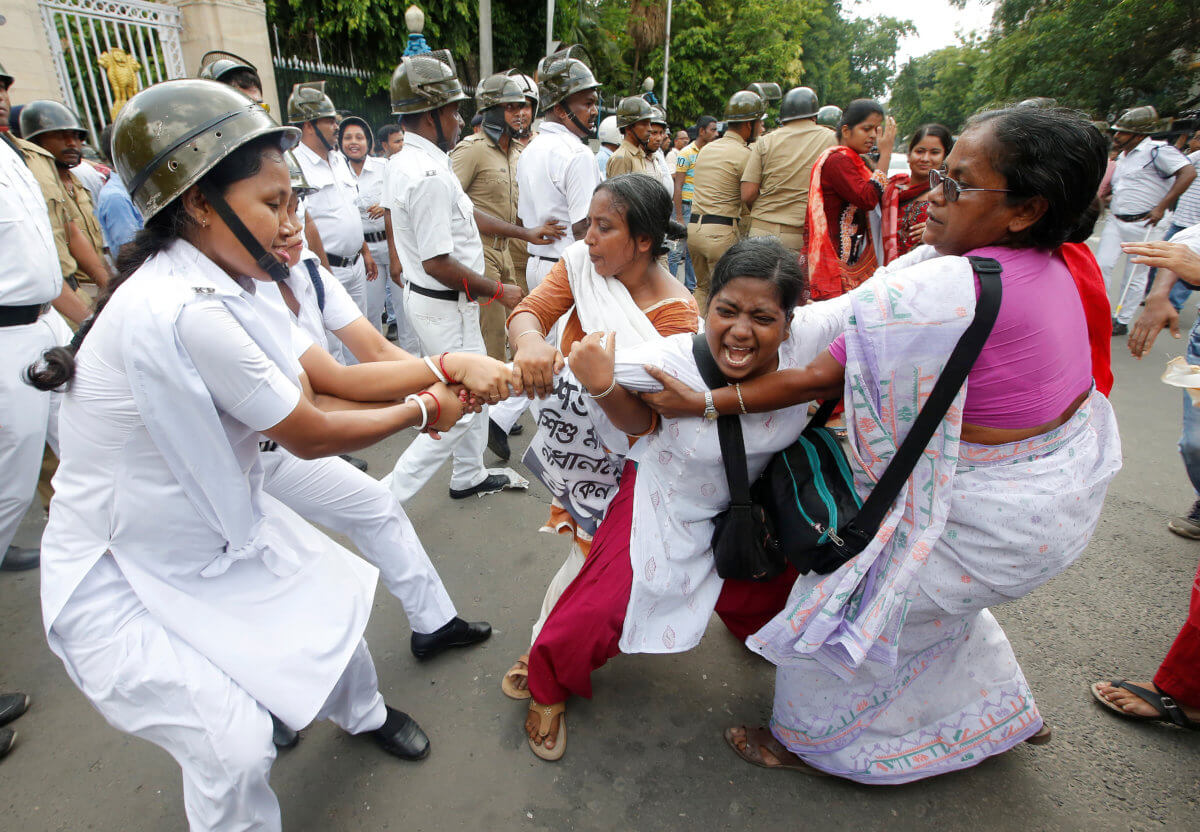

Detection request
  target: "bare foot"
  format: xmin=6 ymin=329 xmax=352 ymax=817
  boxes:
xmin=1094 ymin=680 xmax=1200 ymax=720
xmin=526 ymin=699 xmax=564 ymax=751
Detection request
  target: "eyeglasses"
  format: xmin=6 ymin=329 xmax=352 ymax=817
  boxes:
xmin=928 ymin=169 xmax=1010 ymax=202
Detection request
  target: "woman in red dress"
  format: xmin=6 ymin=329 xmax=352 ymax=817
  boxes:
xmin=805 ymin=99 xmax=897 ymax=300
xmin=882 ymin=123 xmax=954 ymax=263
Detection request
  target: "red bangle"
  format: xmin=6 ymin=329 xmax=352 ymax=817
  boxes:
xmin=438 ymin=352 xmax=454 ymax=382
xmin=462 ymin=278 xmax=474 ymax=303
xmin=480 ymin=280 xmax=503 ymax=306
xmin=418 ymin=390 xmax=441 ymax=426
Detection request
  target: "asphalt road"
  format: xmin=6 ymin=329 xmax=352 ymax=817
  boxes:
xmin=2 ymin=249 xmax=1199 ymax=831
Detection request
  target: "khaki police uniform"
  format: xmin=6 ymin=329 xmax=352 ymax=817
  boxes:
xmin=742 ymin=119 xmax=833 ymax=253
xmin=687 ymin=133 xmax=751 ymax=309
xmin=449 ymin=131 xmax=523 ymax=360
xmin=605 ymin=139 xmax=656 ymax=179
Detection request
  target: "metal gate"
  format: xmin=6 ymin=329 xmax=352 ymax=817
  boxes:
xmin=38 ymin=0 xmax=185 ymax=144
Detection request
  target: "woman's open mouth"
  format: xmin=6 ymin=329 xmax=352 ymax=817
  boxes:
xmin=722 ymin=344 xmax=755 ymax=368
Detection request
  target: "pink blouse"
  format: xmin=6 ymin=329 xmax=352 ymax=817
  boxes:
xmin=827 ymin=246 xmax=1093 ymax=429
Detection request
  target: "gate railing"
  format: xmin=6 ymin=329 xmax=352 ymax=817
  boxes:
xmin=37 ymin=0 xmax=185 ymax=144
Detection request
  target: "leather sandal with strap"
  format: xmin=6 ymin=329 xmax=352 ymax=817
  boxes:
xmin=724 ymin=725 xmax=828 ymax=776
xmin=1091 ymin=679 xmax=1200 ymax=729
xmin=527 ymin=701 xmax=567 ymax=761
xmin=501 ymin=654 xmax=531 ymax=700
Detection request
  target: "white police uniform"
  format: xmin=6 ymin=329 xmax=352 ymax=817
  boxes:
xmin=381 ymin=131 xmax=490 ymax=502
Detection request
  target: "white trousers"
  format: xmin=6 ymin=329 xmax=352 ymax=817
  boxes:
xmin=329 ymin=258 xmax=368 ymax=364
xmin=529 ymin=538 xmax=586 ymax=644
xmin=261 ymin=448 xmax=456 ymax=633
xmin=55 ymin=595 xmax=385 ymax=832
xmin=1097 ymin=214 xmax=1170 ymax=324
xmin=387 ymin=290 xmax=488 ymax=501
xmin=365 ymin=241 xmax=390 ymax=334
xmin=490 ymin=256 xmax=562 ymax=434
xmin=0 ymin=314 xmax=63 ymax=558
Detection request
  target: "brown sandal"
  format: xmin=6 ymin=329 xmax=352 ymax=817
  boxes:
xmin=501 ymin=654 xmax=531 ymax=700
xmin=724 ymin=725 xmax=828 ymax=776
xmin=527 ymin=700 xmax=567 ymax=761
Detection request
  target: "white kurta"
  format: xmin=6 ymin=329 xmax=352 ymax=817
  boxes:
xmin=577 ymin=295 xmax=853 ymax=654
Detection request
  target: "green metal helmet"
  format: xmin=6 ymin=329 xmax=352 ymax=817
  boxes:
xmin=197 ymin=50 xmax=258 ymax=84
xmin=476 ymin=73 xmax=526 ymax=111
xmin=1091 ymin=120 xmax=1109 ymax=134
xmin=779 ymin=86 xmax=819 ymax=122
xmin=504 ymin=70 xmax=540 ymax=112
xmin=20 ymin=100 xmax=88 ymax=143
xmin=816 ymin=105 xmax=842 ymax=129
xmin=1015 ymin=97 xmax=1057 ymax=109
xmin=537 ymin=50 xmax=601 ymax=110
xmin=616 ymin=96 xmax=653 ymax=130
xmin=337 ymin=115 xmax=375 ymax=154
xmin=1111 ymin=105 xmax=1167 ymax=135
xmin=747 ymin=82 xmax=782 ymax=104
xmin=113 ymin=79 xmax=299 ymax=220
xmin=390 ymin=49 xmax=467 ymax=115
xmin=287 ymin=81 xmax=337 ymax=124
xmin=0 ymin=60 xmax=13 ymax=89
xmin=649 ymin=106 xmax=668 ymax=128
xmin=286 ymin=150 xmax=317 ymax=198
xmin=723 ymin=90 xmax=766 ymax=124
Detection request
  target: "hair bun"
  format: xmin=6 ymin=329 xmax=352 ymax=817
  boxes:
xmin=1066 ymin=196 xmax=1101 ymax=244
xmin=665 ymin=218 xmax=687 ymax=241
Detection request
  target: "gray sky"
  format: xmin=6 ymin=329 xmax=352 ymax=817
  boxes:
xmin=847 ymin=0 xmax=995 ymax=67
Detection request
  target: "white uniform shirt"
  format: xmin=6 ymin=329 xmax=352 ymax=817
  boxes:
xmin=1172 ymin=150 xmax=1200 ymax=228
xmin=0 ymin=135 xmax=61 ymax=305
xmin=518 ymin=121 xmax=600 ymax=259
xmin=383 ymin=131 xmax=484 ymax=292
xmin=349 ymin=155 xmax=387 ymax=238
xmin=283 ymin=253 xmax=363 ymax=352
xmin=1111 ymin=138 xmax=1190 ymax=215
xmin=294 ymin=143 xmax=365 ymax=257
xmin=652 ymin=148 xmax=674 ymax=194
xmin=72 ymin=160 xmax=107 ymax=197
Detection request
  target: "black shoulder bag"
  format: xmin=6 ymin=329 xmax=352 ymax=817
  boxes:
xmin=694 ymin=256 xmax=1003 ymax=581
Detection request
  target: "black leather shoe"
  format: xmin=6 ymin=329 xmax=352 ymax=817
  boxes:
xmin=509 ymin=423 xmax=524 ymax=436
xmin=487 ymin=418 xmax=511 ymax=461
xmin=0 ymin=693 xmax=30 ymax=728
xmin=270 ymin=713 xmax=299 ymax=750
xmin=1 ymin=546 xmax=39 ymax=572
xmin=373 ymin=706 xmax=429 ymax=760
xmin=449 ymin=472 xmax=512 ymax=500
xmin=386 ymin=322 xmax=398 ymax=342
xmin=410 ymin=616 xmax=492 ymax=660
xmin=340 ymin=454 xmax=369 ymax=472
xmin=0 ymin=727 xmax=15 ymax=761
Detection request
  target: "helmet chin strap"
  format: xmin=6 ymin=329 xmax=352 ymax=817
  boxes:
xmin=562 ymin=102 xmax=596 ymax=141
xmin=481 ymin=107 xmax=508 ymax=145
xmin=432 ymin=112 xmax=452 ymax=153
xmin=199 ymin=179 xmax=290 ymax=283
xmin=309 ymin=120 xmax=335 ymax=154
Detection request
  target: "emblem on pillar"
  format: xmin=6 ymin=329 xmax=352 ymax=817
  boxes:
xmin=98 ymin=48 xmax=142 ymax=120
xmin=404 ymin=5 xmax=432 ymax=56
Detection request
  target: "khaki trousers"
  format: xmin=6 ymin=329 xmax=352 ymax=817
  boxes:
xmin=749 ymin=220 xmax=806 ymax=255
xmin=481 ymin=244 xmax=518 ymax=361
xmin=508 ymin=238 xmax=530 ymax=294
xmin=687 ymin=222 xmax=739 ymax=312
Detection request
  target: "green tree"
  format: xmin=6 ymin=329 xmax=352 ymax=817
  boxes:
xmin=800 ymin=1 xmax=914 ymax=107
xmin=888 ymin=42 xmax=988 ymax=138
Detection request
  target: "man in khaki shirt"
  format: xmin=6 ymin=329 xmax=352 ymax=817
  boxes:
xmin=450 ymin=73 xmax=563 ymax=362
xmin=687 ymin=90 xmax=765 ymax=309
xmin=605 ymin=96 xmax=656 ymax=178
xmin=742 ymin=86 xmax=833 ymax=254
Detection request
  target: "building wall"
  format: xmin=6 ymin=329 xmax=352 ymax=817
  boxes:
xmin=0 ymin=0 xmax=68 ymax=106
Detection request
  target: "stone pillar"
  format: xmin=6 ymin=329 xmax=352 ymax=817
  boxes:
xmin=169 ymin=0 xmax=280 ymax=115
xmin=0 ymin=1 xmax=67 ymax=106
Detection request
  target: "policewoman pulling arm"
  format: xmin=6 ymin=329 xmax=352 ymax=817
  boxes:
xmin=25 ymin=80 xmax=446 ymax=832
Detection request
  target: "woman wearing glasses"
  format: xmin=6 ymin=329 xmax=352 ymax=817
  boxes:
xmin=639 ymin=105 xmax=1120 ymax=783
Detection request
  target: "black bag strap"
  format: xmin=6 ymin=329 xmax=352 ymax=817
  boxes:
xmin=691 ymin=334 xmax=753 ymax=509
xmin=841 ymin=256 xmax=1003 ymax=548
xmin=304 ymin=258 xmax=327 ymax=312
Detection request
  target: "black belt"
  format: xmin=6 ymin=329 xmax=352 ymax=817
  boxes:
xmin=1113 ymin=212 xmax=1150 ymax=223
xmin=258 ymin=440 xmax=279 ymax=453
xmin=0 ymin=304 xmax=42 ymax=327
xmin=327 ymin=252 xmax=362 ymax=268
xmin=688 ymin=214 xmax=735 ymax=226
xmin=364 ymin=230 xmax=387 ymax=244
xmin=534 ymin=254 xmax=560 ymax=264
xmin=408 ymin=283 xmax=462 ymax=302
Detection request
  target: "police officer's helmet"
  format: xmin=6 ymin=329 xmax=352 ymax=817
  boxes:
xmin=747 ymin=82 xmax=782 ymax=105
xmin=723 ymin=91 xmax=766 ymax=124
xmin=816 ymin=105 xmax=842 ymax=129
xmin=286 ymin=151 xmax=317 ymax=199
xmin=390 ymin=50 xmax=467 ymax=116
xmin=1111 ymin=105 xmax=1168 ymax=136
xmin=476 ymin=74 xmax=526 ymax=111
xmin=0 ymin=60 xmax=13 ymax=89
xmin=286 ymin=81 xmax=337 ymax=124
xmin=537 ymin=47 xmax=601 ymax=111
xmin=19 ymin=100 xmax=88 ymax=143
xmin=337 ymin=116 xmax=375 ymax=155
xmin=616 ymin=96 xmax=654 ymax=130
xmin=779 ymin=87 xmax=820 ymax=122
xmin=650 ymin=106 xmax=668 ymax=128
xmin=197 ymin=51 xmax=258 ymax=85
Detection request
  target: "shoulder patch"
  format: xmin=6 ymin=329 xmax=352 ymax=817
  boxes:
xmin=192 ymin=287 xmax=216 ymax=295
xmin=425 ymin=169 xmax=438 ymax=177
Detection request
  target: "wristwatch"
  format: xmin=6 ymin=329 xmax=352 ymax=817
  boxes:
xmin=703 ymin=390 xmax=719 ymax=421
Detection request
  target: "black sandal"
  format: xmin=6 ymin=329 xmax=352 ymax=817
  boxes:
xmin=1091 ymin=679 xmax=1200 ymax=729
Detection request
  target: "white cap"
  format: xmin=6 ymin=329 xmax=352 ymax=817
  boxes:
xmin=598 ymin=115 xmax=620 ymax=145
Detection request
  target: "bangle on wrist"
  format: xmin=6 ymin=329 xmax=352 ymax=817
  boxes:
xmin=587 ymin=376 xmax=618 ymax=400
xmin=424 ymin=355 xmax=448 ymax=384
xmin=481 ymin=281 xmax=503 ymax=306
xmin=418 ymin=389 xmax=442 ymax=426
xmin=462 ymin=278 xmax=474 ymax=303
xmin=405 ymin=393 xmax=429 ymax=431
xmin=438 ymin=352 xmax=455 ymax=382
xmin=515 ymin=328 xmax=546 ymax=344
xmin=734 ymin=383 xmax=747 ymax=415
